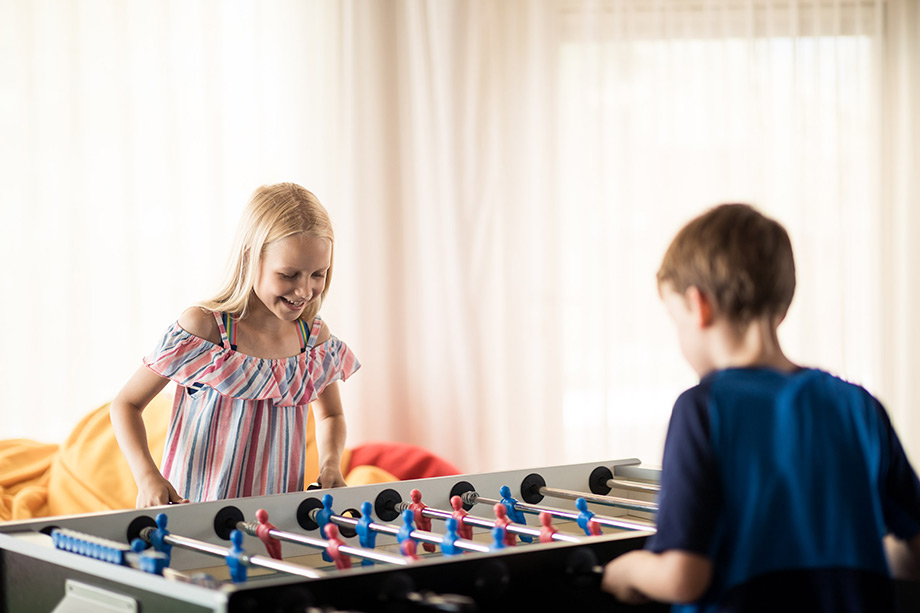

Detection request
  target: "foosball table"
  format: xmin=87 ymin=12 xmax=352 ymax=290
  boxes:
xmin=0 ymin=459 xmax=666 ymax=612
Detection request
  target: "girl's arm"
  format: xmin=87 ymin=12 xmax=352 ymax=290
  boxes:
xmin=312 ymin=380 xmax=347 ymax=488
xmin=602 ymin=549 xmax=712 ymax=605
xmin=110 ymin=365 xmax=189 ymax=507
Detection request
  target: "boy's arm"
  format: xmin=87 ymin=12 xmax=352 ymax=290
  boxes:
xmin=876 ymin=399 xmax=920 ymax=578
xmin=603 ymin=549 xmax=712 ymax=604
xmin=606 ymin=385 xmax=717 ymax=605
xmin=885 ymin=533 xmax=920 ymax=580
xmin=313 ymin=380 xmax=347 ymax=488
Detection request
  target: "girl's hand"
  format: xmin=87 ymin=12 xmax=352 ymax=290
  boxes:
xmin=313 ymin=380 xmax=347 ymax=489
xmin=316 ymin=466 xmax=347 ymax=489
xmin=136 ymin=473 xmax=189 ymax=508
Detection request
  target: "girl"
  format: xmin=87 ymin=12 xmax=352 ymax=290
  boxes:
xmin=110 ymin=183 xmax=360 ymax=507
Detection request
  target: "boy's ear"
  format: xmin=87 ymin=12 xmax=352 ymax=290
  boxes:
xmin=685 ymin=286 xmax=714 ymax=328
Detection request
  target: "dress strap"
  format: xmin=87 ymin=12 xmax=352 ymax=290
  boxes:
xmin=214 ymin=311 xmax=237 ymax=351
xmin=297 ymin=318 xmax=309 ymax=353
xmin=304 ymin=316 xmax=323 ymax=350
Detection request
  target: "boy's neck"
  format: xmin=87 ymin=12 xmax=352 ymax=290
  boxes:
xmin=707 ymin=316 xmax=797 ymax=374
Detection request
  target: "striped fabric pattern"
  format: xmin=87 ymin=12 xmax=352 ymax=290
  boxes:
xmin=144 ymin=313 xmax=360 ymax=501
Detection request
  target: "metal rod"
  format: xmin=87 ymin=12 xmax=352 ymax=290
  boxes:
xmin=536 ymin=486 xmax=658 ymax=513
xmin=523 ymin=502 xmax=653 ymax=532
xmin=607 ymin=479 xmax=660 ymax=494
xmin=462 ymin=492 xmax=655 ymax=532
xmin=238 ymin=551 xmax=326 ymax=578
xmin=395 ymin=503 xmax=583 ymax=544
xmin=141 ymin=529 xmax=327 ymax=579
xmin=238 ymin=521 xmax=409 ymax=566
xmin=322 ymin=513 xmax=492 ymax=554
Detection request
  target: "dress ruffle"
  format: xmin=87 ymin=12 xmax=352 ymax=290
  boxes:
xmin=143 ymin=321 xmax=359 ymax=407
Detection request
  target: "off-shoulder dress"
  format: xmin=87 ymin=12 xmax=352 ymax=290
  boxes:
xmin=143 ymin=311 xmax=360 ymax=501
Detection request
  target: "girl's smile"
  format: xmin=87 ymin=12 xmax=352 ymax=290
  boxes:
xmin=281 ymin=296 xmax=306 ymax=310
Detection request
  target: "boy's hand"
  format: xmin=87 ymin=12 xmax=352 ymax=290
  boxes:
xmin=603 ymin=549 xmax=711 ymax=604
xmin=602 ymin=553 xmax=651 ymax=604
xmin=136 ymin=473 xmax=189 ymax=508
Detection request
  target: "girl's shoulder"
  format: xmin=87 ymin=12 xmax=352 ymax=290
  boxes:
xmin=177 ymin=307 xmax=222 ymax=346
xmin=312 ymin=317 xmax=332 ymax=346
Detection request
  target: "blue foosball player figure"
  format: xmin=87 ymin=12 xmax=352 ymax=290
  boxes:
xmin=490 ymin=525 xmax=506 ymax=551
xmin=149 ymin=513 xmax=173 ymax=566
xmin=441 ymin=517 xmax=461 ymax=556
xmin=316 ymin=494 xmax=335 ymax=562
xmin=499 ymin=485 xmax=532 ymax=542
xmin=132 ymin=538 xmax=168 ymax=575
xmin=397 ymin=509 xmax=419 ymax=560
xmin=225 ymin=529 xmax=247 ymax=583
xmin=356 ymin=501 xmax=378 ymax=566
xmin=575 ymin=497 xmax=596 ymax=536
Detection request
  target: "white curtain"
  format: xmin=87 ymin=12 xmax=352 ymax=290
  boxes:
xmin=2 ymin=0 xmax=918 ymax=476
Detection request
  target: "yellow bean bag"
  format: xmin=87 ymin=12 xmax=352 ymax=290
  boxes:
xmin=1 ymin=394 xmax=459 ymax=521
xmin=0 ymin=438 xmax=58 ymax=520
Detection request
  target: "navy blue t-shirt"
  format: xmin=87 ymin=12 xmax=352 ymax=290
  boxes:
xmin=647 ymin=368 xmax=920 ymax=612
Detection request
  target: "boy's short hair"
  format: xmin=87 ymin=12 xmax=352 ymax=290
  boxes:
xmin=657 ymin=203 xmax=796 ymax=324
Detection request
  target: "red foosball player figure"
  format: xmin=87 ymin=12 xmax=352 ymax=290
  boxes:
xmin=324 ymin=524 xmax=351 ymax=570
xmin=492 ymin=503 xmax=516 ymax=547
xmin=255 ymin=509 xmax=282 ymax=560
xmin=539 ymin=511 xmax=558 ymax=543
xmin=397 ymin=509 xmax=420 ymax=561
xmin=400 ymin=538 xmax=419 ymax=561
xmin=588 ymin=518 xmax=602 ymax=536
xmin=409 ymin=489 xmax=436 ymax=553
xmin=450 ymin=495 xmax=473 ymax=540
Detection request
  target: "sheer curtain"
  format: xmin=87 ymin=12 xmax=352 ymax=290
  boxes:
xmin=2 ymin=0 xmax=918 ymax=475
xmin=555 ymin=0 xmax=902 ymax=466
xmin=0 ymin=0 xmax=352 ymax=436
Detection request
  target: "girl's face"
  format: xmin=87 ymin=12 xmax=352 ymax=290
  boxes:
xmin=252 ymin=233 xmax=331 ymax=322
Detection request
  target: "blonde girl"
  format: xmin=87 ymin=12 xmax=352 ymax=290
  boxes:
xmin=111 ymin=183 xmax=360 ymax=507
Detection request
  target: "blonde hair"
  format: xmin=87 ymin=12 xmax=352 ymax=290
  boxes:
xmin=657 ymin=203 xmax=796 ymax=324
xmin=200 ymin=183 xmax=334 ymax=322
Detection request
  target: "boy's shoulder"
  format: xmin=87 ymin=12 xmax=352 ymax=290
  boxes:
xmin=177 ymin=307 xmax=222 ymax=346
xmin=703 ymin=366 xmax=840 ymax=389
xmin=708 ymin=367 xmax=878 ymax=400
xmin=695 ymin=367 xmax=887 ymax=432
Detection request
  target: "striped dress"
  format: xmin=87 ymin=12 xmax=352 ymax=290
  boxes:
xmin=143 ymin=311 xmax=360 ymax=502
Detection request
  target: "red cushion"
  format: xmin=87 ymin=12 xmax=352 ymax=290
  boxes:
xmin=347 ymin=441 xmax=461 ymax=481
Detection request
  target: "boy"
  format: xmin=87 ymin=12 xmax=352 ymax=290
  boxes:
xmin=602 ymin=204 xmax=920 ymax=611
